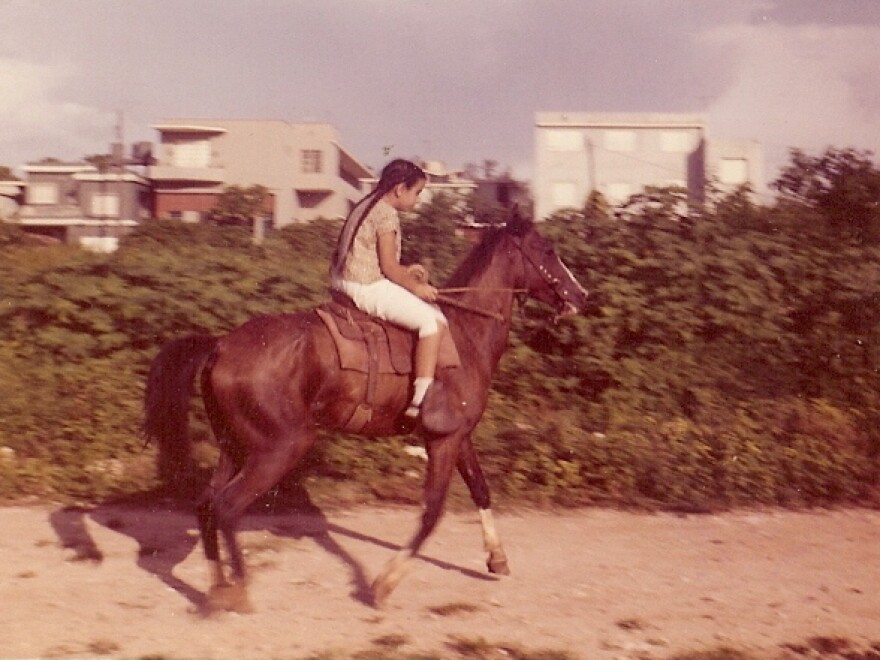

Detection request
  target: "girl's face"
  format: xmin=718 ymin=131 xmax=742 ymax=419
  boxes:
xmin=387 ymin=179 xmax=426 ymax=212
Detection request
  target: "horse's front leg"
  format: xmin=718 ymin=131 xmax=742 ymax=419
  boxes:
xmin=372 ymin=432 xmax=463 ymax=607
xmin=457 ymin=433 xmax=510 ymax=576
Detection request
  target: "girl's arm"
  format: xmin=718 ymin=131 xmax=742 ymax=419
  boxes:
xmin=377 ymin=231 xmax=437 ymax=301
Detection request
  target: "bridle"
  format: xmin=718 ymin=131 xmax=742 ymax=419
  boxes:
xmin=437 ymin=233 xmax=573 ymax=322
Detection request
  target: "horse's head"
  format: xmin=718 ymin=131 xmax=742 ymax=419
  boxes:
xmin=506 ymin=208 xmax=589 ymax=318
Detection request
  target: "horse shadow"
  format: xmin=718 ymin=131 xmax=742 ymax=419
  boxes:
xmin=48 ymin=479 xmax=495 ymax=611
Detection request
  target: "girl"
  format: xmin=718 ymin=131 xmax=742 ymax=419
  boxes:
xmin=330 ymin=159 xmax=449 ymax=419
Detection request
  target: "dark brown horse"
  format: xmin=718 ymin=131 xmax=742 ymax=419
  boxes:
xmin=143 ymin=211 xmax=588 ymax=610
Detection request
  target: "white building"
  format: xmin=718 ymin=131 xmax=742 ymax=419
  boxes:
xmin=149 ymin=119 xmax=372 ymax=227
xmin=534 ymin=112 xmax=763 ymax=219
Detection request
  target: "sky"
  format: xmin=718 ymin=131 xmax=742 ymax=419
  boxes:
xmin=1 ymin=0 xmax=879 ymax=186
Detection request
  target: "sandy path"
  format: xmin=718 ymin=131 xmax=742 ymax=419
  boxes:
xmin=0 ymin=505 xmax=879 ymax=659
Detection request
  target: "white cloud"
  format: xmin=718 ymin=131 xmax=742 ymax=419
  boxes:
xmin=702 ymin=22 xmax=880 ymax=181
xmin=0 ymin=57 xmax=113 ymax=165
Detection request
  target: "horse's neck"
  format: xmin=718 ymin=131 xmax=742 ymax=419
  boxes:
xmin=446 ymin=250 xmax=519 ymax=374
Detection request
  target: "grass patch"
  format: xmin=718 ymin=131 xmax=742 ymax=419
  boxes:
xmin=428 ymin=601 xmax=483 ymax=616
xmin=446 ymin=635 xmax=577 ymax=660
xmin=667 ymin=648 xmax=753 ymax=660
xmin=616 ymin=616 xmax=648 ymax=631
xmin=87 ymin=639 xmax=120 ymax=655
xmin=370 ymin=633 xmax=409 ymax=650
xmin=668 ymin=639 xmax=880 ymax=660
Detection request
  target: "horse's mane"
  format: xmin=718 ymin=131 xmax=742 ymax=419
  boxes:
xmin=443 ymin=225 xmax=510 ymax=288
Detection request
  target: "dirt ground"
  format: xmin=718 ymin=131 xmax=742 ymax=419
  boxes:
xmin=1 ymin=503 xmax=879 ymax=659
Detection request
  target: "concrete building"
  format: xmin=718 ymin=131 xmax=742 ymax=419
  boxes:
xmin=16 ymin=160 xmax=151 ymax=251
xmin=533 ymin=112 xmax=763 ymax=219
xmin=0 ymin=179 xmax=25 ymax=220
xmin=359 ymin=160 xmax=477 ymax=209
xmin=149 ymin=119 xmax=372 ymax=227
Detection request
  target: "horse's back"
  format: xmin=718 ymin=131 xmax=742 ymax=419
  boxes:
xmin=220 ymin=310 xmax=318 ymax=349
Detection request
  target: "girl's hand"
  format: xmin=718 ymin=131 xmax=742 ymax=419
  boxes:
xmin=407 ymin=264 xmax=429 ymax=283
xmin=415 ymin=283 xmax=438 ymax=302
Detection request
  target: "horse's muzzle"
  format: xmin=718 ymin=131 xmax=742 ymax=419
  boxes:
xmin=553 ymin=300 xmax=581 ymax=323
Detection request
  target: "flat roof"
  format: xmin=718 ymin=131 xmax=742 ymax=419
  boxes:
xmin=151 ymin=123 xmax=228 ymax=134
xmin=536 ymin=111 xmax=706 ymax=129
xmin=23 ymin=163 xmax=94 ymax=174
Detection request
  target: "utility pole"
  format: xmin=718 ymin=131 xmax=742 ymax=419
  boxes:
xmin=585 ymin=135 xmax=596 ymax=197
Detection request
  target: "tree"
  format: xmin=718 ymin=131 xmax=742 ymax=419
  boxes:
xmin=772 ymin=147 xmax=880 ymax=243
xmin=208 ymin=185 xmax=270 ymax=227
xmin=84 ymin=153 xmax=114 ymax=172
xmin=0 ymin=166 xmax=19 ymax=181
xmin=208 ymin=184 xmax=271 ymax=243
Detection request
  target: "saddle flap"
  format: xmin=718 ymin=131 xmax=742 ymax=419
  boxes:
xmin=316 ymin=305 xmax=411 ymax=374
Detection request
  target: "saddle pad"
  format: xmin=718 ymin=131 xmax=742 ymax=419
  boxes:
xmin=316 ymin=301 xmax=462 ymax=373
xmin=316 ymin=307 xmax=410 ymax=374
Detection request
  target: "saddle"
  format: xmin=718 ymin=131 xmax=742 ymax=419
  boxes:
xmin=315 ymin=292 xmax=461 ymax=432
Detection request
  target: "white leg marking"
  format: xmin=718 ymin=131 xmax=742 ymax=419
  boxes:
xmin=479 ymin=508 xmax=501 ymax=553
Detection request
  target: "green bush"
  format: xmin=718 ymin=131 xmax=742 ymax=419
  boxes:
xmin=1 ymin=175 xmax=879 ymax=508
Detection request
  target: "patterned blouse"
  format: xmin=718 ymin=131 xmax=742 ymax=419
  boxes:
xmin=338 ymin=199 xmax=401 ymax=285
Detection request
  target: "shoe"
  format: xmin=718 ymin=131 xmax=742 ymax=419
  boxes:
xmin=419 ymin=381 xmax=465 ymax=435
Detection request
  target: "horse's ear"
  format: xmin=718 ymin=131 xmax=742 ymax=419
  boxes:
xmin=506 ymin=204 xmax=533 ymax=237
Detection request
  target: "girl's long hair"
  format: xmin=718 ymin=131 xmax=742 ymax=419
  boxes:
xmin=331 ymin=159 xmax=426 ymax=276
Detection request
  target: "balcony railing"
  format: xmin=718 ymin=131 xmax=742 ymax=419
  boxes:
xmin=19 ymin=205 xmax=82 ymax=218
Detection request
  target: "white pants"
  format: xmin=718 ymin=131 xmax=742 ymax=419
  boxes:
xmin=333 ymin=277 xmax=447 ymax=338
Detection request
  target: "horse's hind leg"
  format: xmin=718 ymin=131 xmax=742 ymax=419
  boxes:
xmin=208 ymin=430 xmax=315 ymax=613
xmin=457 ymin=434 xmax=510 ymax=576
xmin=196 ymin=450 xmax=237 ymax=590
xmin=372 ymin=433 xmax=461 ymax=607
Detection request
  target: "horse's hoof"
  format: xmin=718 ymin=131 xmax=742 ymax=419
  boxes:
xmin=487 ymin=556 xmax=511 ymax=576
xmin=204 ymin=581 xmax=254 ymax=614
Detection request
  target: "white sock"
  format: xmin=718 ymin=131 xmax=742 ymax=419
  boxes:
xmin=411 ymin=377 xmax=434 ymax=407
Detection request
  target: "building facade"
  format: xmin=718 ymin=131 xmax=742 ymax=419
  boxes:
xmin=0 ymin=179 xmax=25 ymax=220
xmin=149 ymin=119 xmax=372 ymax=227
xmin=16 ymin=161 xmax=151 ymax=251
xmin=359 ymin=160 xmax=478 ymax=211
xmin=533 ymin=112 xmax=763 ymax=220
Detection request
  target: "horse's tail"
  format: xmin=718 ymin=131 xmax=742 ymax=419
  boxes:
xmin=143 ymin=334 xmax=218 ymax=489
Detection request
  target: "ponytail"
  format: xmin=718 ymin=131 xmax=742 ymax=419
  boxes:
xmin=331 ymin=159 xmax=426 ymax=277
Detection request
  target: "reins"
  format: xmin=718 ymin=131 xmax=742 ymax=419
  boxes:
xmin=436 ymin=287 xmax=527 ymax=322
xmin=438 ymin=287 xmax=527 ymax=294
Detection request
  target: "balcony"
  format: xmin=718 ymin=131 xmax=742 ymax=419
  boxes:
xmin=148 ymin=165 xmax=225 ymax=183
xmin=19 ymin=204 xmax=82 ymax=219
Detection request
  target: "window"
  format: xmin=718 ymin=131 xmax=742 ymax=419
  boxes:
xmin=604 ymin=130 xmax=637 ymax=152
xmin=551 ymin=181 xmax=578 ymax=208
xmin=28 ymin=182 xmax=59 ymax=205
xmin=171 ymin=140 xmax=211 ymax=167
xmin=660 ymin=131 xmax=694 ymax=153
xmin=90 ymin=193 xmax=120 ymax=217
xmin=719 ymin=158 xmax=749 ymax=185
xmin=302 ymin=149 xmax=323 ymax=173
xmin=545 ymin=130 xmax=583 ymax=152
